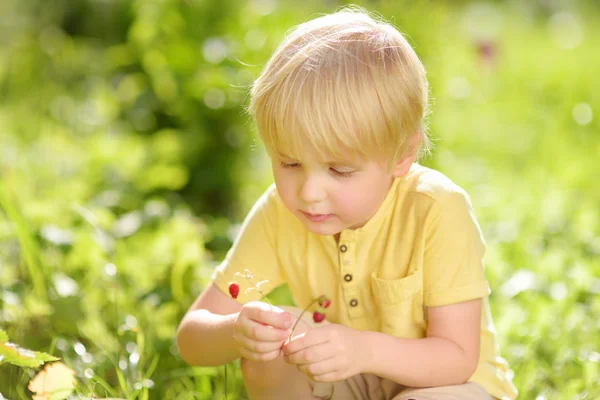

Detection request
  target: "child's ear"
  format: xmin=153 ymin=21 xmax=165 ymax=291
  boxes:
xmin=392 ymin=133 xmax=421 ymax=177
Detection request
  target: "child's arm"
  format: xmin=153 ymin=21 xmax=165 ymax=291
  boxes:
xmin=176 ymin=283 xmax=243 ymax=366
xmin=362 ymin=298 xmax=482 ymax=386
xmin=176 ymin=283 xmax=292 ymax=366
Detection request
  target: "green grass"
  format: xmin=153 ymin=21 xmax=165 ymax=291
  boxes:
xmin=1 ymin=1 xmax=599 ymax=399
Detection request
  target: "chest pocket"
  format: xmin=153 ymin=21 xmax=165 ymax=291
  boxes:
xmin=370 ymin=268 xmax=426 ymax=338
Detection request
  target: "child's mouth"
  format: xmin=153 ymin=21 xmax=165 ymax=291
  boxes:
xmin=301 ymin=211 xmax=332 ymax=222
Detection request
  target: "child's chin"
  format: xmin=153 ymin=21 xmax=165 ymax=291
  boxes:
xmin=302 ymin=221 xmax=340 ymax=236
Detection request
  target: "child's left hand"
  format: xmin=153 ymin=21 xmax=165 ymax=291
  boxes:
xmin=281 ymin=323 xmax=367 ymax=383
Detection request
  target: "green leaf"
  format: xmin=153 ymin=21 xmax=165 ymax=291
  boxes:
xmin=0 ymin=340 xmax=59 ymax=368
xmin=89 ymin=374 xmax=118 ymax=398
xmin=143 ymin=355 xmax=160 ymax=380
xmin=0 ymin=180 xmax=48 ymax=301
xmin=0 ymin=329 xmax=8 ymax=343
xmin=115 ymin=367 xmax=130 ymax=398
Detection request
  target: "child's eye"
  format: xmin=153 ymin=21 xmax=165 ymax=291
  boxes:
xmin=331 ymin=168 xmax=354 ymax=178
xmin=280 ymin=161 xmax=300 ymax=169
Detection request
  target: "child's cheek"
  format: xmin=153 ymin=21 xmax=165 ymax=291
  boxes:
xmin=334 ymin=185 xmax=358 ymax=215
xmin=273 ymin=171 xmax=296 ymax=204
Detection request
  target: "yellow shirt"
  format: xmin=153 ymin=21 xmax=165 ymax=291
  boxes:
xmin=212 ymin=163 xmax=518 ymax=400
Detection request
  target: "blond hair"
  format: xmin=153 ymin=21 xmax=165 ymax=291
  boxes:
xmin=248 ymin=6 xmax=431 ymax=169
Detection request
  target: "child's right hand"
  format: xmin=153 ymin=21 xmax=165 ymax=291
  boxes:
xmin=233 ymin=301 xmax=292 ymax=362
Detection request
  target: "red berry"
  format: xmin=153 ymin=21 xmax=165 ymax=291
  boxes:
xmin=318 ymin=296 xmax=331 ymax=309
xmin=228 ymin=283 xmax=240 ymax=299
xmin=312 ymin=311 xmax=326 ymax=323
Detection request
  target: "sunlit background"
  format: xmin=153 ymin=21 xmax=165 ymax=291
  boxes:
xmin=0 ymin=0 xmax=598 ymax=398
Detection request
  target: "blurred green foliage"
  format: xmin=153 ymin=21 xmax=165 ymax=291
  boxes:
xmin=0 ymin=0 xmax=599 ymax=399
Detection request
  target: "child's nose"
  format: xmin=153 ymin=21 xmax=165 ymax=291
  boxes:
xmin=299 ymin=176 xmax=326 ymax=204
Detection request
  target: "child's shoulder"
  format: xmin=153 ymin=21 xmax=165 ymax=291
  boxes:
xmin=262 ymin=183 xmax=285 ymax=208
xmin=255 ymin=183 xmax=300 ymax=221
xmin=402 ymin=164 xmax=471 ymax=205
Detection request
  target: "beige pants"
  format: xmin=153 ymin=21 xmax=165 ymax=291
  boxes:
xmin=311 ymin=377 xmax=492 ymax=400
xmin=281 ymin=306 xmax=493 ymax=400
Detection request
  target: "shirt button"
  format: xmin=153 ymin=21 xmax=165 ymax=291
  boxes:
xmin=340 ymin=244 xmax=347 ymax=253
xmin=349 ymin=299 xmax=358 ymax=307
xmin=344 ymin=274 xmax=353 ymax=282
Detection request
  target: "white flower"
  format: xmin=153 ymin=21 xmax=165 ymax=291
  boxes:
xmin=234 ymin=269 xmax=255 ymax=280
xmin=255 ymin=280 xmax=270 ymax=290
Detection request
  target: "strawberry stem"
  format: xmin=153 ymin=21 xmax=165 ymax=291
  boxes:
xmin=246 ymin=276 xmax=272 ymax=306
xmin=287 ymin=297 xmax=320 ymax=342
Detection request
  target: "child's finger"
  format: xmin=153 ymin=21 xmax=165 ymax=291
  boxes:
xmin=239 ymin=346 xmax=281 ymax=362
xmin=240 ymin=318 xmax=290 ymax=342
xmin=283 ymin=329 xmax=328 ymax=354
xmin=248 ymin=304 xmax=292 ymax=331
xmin=238 ymin=335 xmax=284 ymax=354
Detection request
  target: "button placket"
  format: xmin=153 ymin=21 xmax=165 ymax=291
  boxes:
xmin=338 ymin=237 xmax=363 ymax=318
xmin=339 ymin=242 xmax=352 ymax=285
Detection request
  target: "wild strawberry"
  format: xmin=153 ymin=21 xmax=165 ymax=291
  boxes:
xmin=318 ymin=295 xmax=331 ymax=309
xmin=312 ymin=311 xmax=326 ymax=323
xmin=228 ymin=283 xmax=240 ymax=299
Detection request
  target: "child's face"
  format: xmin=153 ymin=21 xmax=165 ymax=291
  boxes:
xmin=272 ymin=149 xmax=395 ymax=236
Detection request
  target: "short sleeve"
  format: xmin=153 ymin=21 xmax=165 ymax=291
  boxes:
xmin=423 ymin=190 xmax=491 ymax=307
xmin=212 ymin=187 xmax=285 ymax=303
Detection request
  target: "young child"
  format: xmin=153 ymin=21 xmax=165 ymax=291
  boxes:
xmin=177 ymin=7 xmax=518 ymax=400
